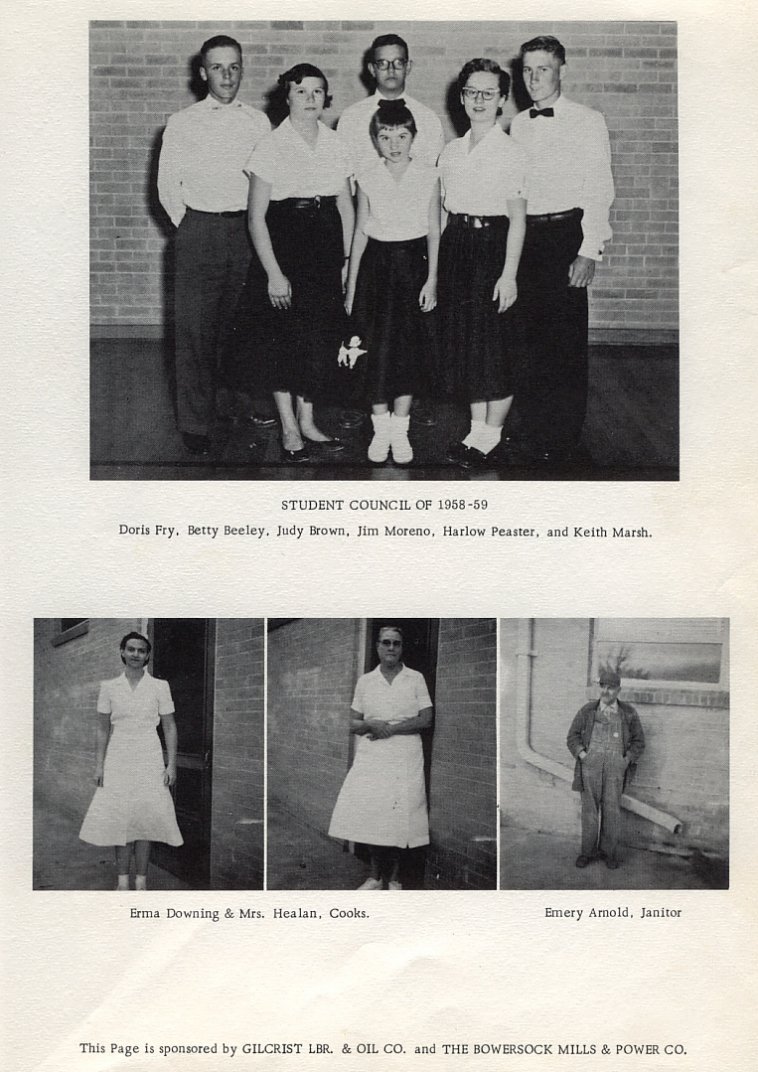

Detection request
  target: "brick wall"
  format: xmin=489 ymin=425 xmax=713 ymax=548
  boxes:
xmin=500 ymin=619 xmax=729 ymax=864
xmin=267 ymin=619 xmax=363 ymax=834
xmin=426 ymin=619 xmax=497 ymax=890
xmin=90 ymin=20 xmax=677 ymax=340
xmin=210 ymin=619 xmax=264 ymax=889
xmin=34 ymin=619 xmax=144 ymax=820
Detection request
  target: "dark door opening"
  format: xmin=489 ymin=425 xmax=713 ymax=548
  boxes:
xmin=359 ymin=619 xmax=440 ymax=889
xmin=150 ymin=619 xmax=214 ymax=889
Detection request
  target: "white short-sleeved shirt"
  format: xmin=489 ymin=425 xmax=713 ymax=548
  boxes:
xmin=244 ymin=118 xmax=353 ymax=201
xmin=439 ymin=124 xmax=528 ymax=217
xmin=356 ymin=159 xmax=439 ymax=242
xmin=352 ymin=663 xmax=432 ymax=723
xmin=97 ymin=672 xmax=175 ymax=727
xmin=337 ymin=91 xmax=445 ymax=174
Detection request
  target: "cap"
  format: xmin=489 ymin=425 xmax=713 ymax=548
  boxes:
xmin=598 ymin=669 xmax=621 ymax=687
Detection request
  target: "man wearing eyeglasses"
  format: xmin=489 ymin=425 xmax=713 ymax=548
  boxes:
xmin=510 ymin=35 xmax=615 ymax=466
xmin=566 ymin=669 xmax=645 ymax=871
xmin=337 ymin=33 xmax=445 ymax=174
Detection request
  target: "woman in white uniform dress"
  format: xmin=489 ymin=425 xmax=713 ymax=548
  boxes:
xmin=79 ymin=632 xmax=182 ymax=890
xmin=329 ymin=626 xmax=433 ymax=890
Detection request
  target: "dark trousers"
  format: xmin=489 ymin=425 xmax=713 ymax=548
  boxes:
xmin=580 ymin=751 xmax=626 ymax=860
xmin=174 ymin=209 xmax=251 ymax=436
xmin=514 ymin=212 xmax=588 ymax=452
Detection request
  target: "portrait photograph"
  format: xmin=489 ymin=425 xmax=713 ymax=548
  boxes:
xmin=89 ymin=19 xmax=678 ymax=482
xmin=499 ymin=618 xmax=729 ymax=890
xmin=266 ymin=618 xmax=497 ymax=890
xmin=33 ymin=618 xmax=264 ymax=891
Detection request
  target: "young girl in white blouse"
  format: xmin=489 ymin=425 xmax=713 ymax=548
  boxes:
xmin=437 ymin=58 xmax=528 ymax=469
xmin=345 ymin=100 xmax=441 ymax=465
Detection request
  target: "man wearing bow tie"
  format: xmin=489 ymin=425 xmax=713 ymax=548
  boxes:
xmin=158 ymin=36 xmax=270 ymax=455
xmin=566 ymin=669 xmax=645 ymax=871
xmin=510 ymin=35 xmax=615 ymax=465
xmin=337 ymin=33 xmax=444 ymax=175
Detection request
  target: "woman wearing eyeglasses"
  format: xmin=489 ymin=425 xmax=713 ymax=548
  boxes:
xmin=329 ymin=625 xmax=433 ymax=890
xmin=437 ymin=58 xmax=528 ymax=469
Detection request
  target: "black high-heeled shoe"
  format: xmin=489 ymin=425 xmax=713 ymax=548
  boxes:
xmin=280 ymin=438 xmax=311 ymax=463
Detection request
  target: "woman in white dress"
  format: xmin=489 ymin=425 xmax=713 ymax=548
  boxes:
xmin=79 ymin=632 xmax=182 ymax=890
xmin=329 ymin=626 xmax=433 ymax=890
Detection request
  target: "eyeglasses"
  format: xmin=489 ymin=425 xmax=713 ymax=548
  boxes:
xmin=373 ymin=58 xmax=408 ymax=71
xmin=462 ymin=87 xmax=499 ymax=101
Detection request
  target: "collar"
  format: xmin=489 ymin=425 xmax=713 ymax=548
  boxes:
xmin=371 ymin=89 xmax=413 ymax=106
xmin=117 ymin=670 xmax=150 ymax=687
xmin=464 ymin=123 xmax=504 ymax=148
xmin=371 ymin=662 xmax=408 ymax=681
xmin=204 ymin=94 xmax=245 ymax=112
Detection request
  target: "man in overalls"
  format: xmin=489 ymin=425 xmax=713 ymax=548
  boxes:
xmin=567 ymin=669 xmax=645 ymax=870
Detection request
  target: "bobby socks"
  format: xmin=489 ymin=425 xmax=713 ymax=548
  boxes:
xmin=462 ymin=421 xmax=502 ymax=455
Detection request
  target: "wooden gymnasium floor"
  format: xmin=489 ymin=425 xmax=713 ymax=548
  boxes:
xmin=90 ymin=338 xmax=678 ymax=481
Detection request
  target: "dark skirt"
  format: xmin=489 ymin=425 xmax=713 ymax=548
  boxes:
xmin=349 ymin=237 xmax=433 ymax=404
xmin=436 ymin=214 xmax=515 ymax=402
xmin=234 ymin=198 xmax=346 ymax=401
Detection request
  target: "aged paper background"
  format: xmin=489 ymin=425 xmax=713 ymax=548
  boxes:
xmin=3 ymin=1 xmax=758 ymax=1070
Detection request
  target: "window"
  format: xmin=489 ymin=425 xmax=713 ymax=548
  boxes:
xmin=51 ymin=619 xmax=89 ymax=646
xmin=591 ymin=618 xmax=728 ymax=698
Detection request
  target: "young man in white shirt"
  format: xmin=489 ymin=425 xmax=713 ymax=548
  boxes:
xmin=158 ymin=35 xmax=270 ymax=455
xmin=510 ymin=35 xmax=615 ymax=466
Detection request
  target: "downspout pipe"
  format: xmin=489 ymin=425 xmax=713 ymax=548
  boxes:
xmin=515 ymin=620 xmax=683 ymax=836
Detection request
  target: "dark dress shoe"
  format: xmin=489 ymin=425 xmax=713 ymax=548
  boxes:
xmin=575 ymin=855 xmax=591 ymax=868
xmin=605 ymin=857 xmax=620 ymax=870
xmin=302 ymin=436 xmax=345 ymax=454
xmin=446 ymin=440 xmax=469 ymax=464
xmin=411 ymin=405 xmax=437 ymax=427
xmin=280 ymin=441 xmax=311 ymax=463
xmin=458 ymin=445 xmax=497 ymax=470
xmin=183 ymin=433 xmax=211 ymax=456
xmin=240 ymin=412 xmax=277 ymax=428
xmin=338 ymin=409 xmax=365 ymax=429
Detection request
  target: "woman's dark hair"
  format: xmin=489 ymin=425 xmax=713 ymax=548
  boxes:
xmin=369 ymin=99 xmax=417 ymax=143
xmin=120 ymin=631 xmax=152 ymax=658
xmin=276 ymin=63 xmax=332 ymax=109
xmin=457 ymin=57 xmax=510 ymax=99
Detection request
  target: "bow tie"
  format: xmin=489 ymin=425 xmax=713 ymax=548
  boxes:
xmin=529 ymin=107 xmax=554 ymax=118
xmin=377 ymin=98 xmax=405 ymax=109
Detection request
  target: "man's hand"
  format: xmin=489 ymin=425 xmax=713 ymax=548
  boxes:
xmin=568 ymin=255 xmax=596 ymax=288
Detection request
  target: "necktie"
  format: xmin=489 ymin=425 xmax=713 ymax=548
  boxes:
xmin=529 ymin=107 xmax=554 ymax=118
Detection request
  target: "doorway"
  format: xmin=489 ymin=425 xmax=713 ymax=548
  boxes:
xmin=149 ymin=619 xmax=215 ymax=888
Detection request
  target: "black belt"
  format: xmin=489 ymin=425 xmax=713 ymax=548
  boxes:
xmin=526 ymin=208 xmax=582 ymax=224
xmin=279 ymin=196 xmax=337 ymax=211
xmin=449 ymin=212 xmax=507 ymax=230
xmin=186 ymin=207 xmax=246 ymax=218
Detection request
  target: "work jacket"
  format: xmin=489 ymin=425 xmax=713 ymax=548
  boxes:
xmin=566 ymin=700 xmax=645 ymax=792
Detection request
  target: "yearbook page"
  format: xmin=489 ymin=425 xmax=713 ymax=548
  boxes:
xmin=3 ymin=2 xmax=757 ymax=1072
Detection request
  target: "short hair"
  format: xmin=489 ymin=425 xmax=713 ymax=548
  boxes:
xmin=371 ymin=34 xmax=409 ymax=61
xmin=120 ymin=631 xmax=151 ymax=655
xmin=377 ymin=625 xmax=404 ymax=641
xmin=457 ymin=57 xmax=511 ymax=99
xmin=370 ymin=99 xmax=418 ymax=143
xmin=276 ymin=63 xmax=332 ymax=108
xmin=520 ymin=35 xmax=566 ymax=65
xmin=200 ymin=35 xmax=242 ymax=66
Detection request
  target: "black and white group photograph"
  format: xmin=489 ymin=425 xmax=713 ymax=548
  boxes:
xmin=267 ymin=618 xmax=497 ymax=890
xmin=499 ymin=618 xmax=729 ymax=890
xmin=33 ymin=618 xmax=265 ymax=891
xmin=90 ymin=19 xmax=678 ymax=482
